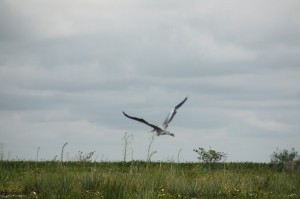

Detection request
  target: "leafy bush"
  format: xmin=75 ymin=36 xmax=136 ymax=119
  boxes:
xmin=194 ymin=147 xmax=227 ymax=170
xmin=270 ymin=147 xmax=299 ymax=171
xmin=75 ymin=151 xmax=96 ymax=162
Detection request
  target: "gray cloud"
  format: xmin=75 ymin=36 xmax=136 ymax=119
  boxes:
xmin=0 ymin=0 xmax=299 ymax=162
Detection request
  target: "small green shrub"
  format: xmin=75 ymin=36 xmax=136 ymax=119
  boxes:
xmin=271 ymin=147 xmax=299 ymax=171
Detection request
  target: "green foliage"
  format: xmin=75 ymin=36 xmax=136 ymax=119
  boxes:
xmin=1 ymin=161 xmax=299 ymax=198
xmin=270 ymin=147 xmax=299 ymax=171
xmin=75 ymin=151 xmax=96 ymax=162
xmin=193 ymin=147 xmax=227 ymax=164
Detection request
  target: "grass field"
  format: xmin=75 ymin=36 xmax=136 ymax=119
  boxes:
xmin=0 ymin=161 xmax=299 ymax=199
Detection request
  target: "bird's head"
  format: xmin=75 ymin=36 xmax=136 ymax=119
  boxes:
xmin=163 ymin=130 xmax=175 ymax=137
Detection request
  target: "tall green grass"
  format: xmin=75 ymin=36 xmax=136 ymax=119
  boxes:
xmin=0 ymin=161 xmax=299 ymax=198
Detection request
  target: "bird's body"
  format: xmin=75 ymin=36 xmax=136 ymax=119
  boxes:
xmin=123 ymin=97 xmax=188 ymax=137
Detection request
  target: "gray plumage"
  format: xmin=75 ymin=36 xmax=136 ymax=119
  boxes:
xmin=123 ymin=97 xmax=188 ymax=137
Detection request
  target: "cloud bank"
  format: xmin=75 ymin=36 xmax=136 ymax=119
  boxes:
xmin=0 ymin=0 xmax=300 ymax=162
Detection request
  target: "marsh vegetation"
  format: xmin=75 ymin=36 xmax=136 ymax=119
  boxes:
xmin=0 ymin=160 xmax=299 ymax=199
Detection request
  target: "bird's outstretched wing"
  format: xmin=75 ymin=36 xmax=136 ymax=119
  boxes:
xmin=162 ymin=97 xmax=188 ymax=129
xmin=123 ymin=111 xmax=162 ymax=131
xmin=175 ymin=97 xmax=188 ymax=109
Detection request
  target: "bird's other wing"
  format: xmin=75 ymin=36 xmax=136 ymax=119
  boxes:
xmin=174 ymin=97 xmax=188 ymax=109
xmin=162 ymin=97 xmax=188 ymax=129
xmin=162 ymin=109 xmax=176 ymax=129
xmin=123 ymin=111 xmax=162 ymax=131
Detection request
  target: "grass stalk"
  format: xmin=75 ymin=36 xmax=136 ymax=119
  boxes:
xmin=60 ymin=142 xmax=68 ymax=165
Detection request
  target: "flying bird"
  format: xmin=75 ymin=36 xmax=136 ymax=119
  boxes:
xmin=123 ymin=97 xmax=188 ymax=137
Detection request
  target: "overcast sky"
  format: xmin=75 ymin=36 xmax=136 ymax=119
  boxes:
xmin=1 ymin=0 xmax=300 ymax=162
